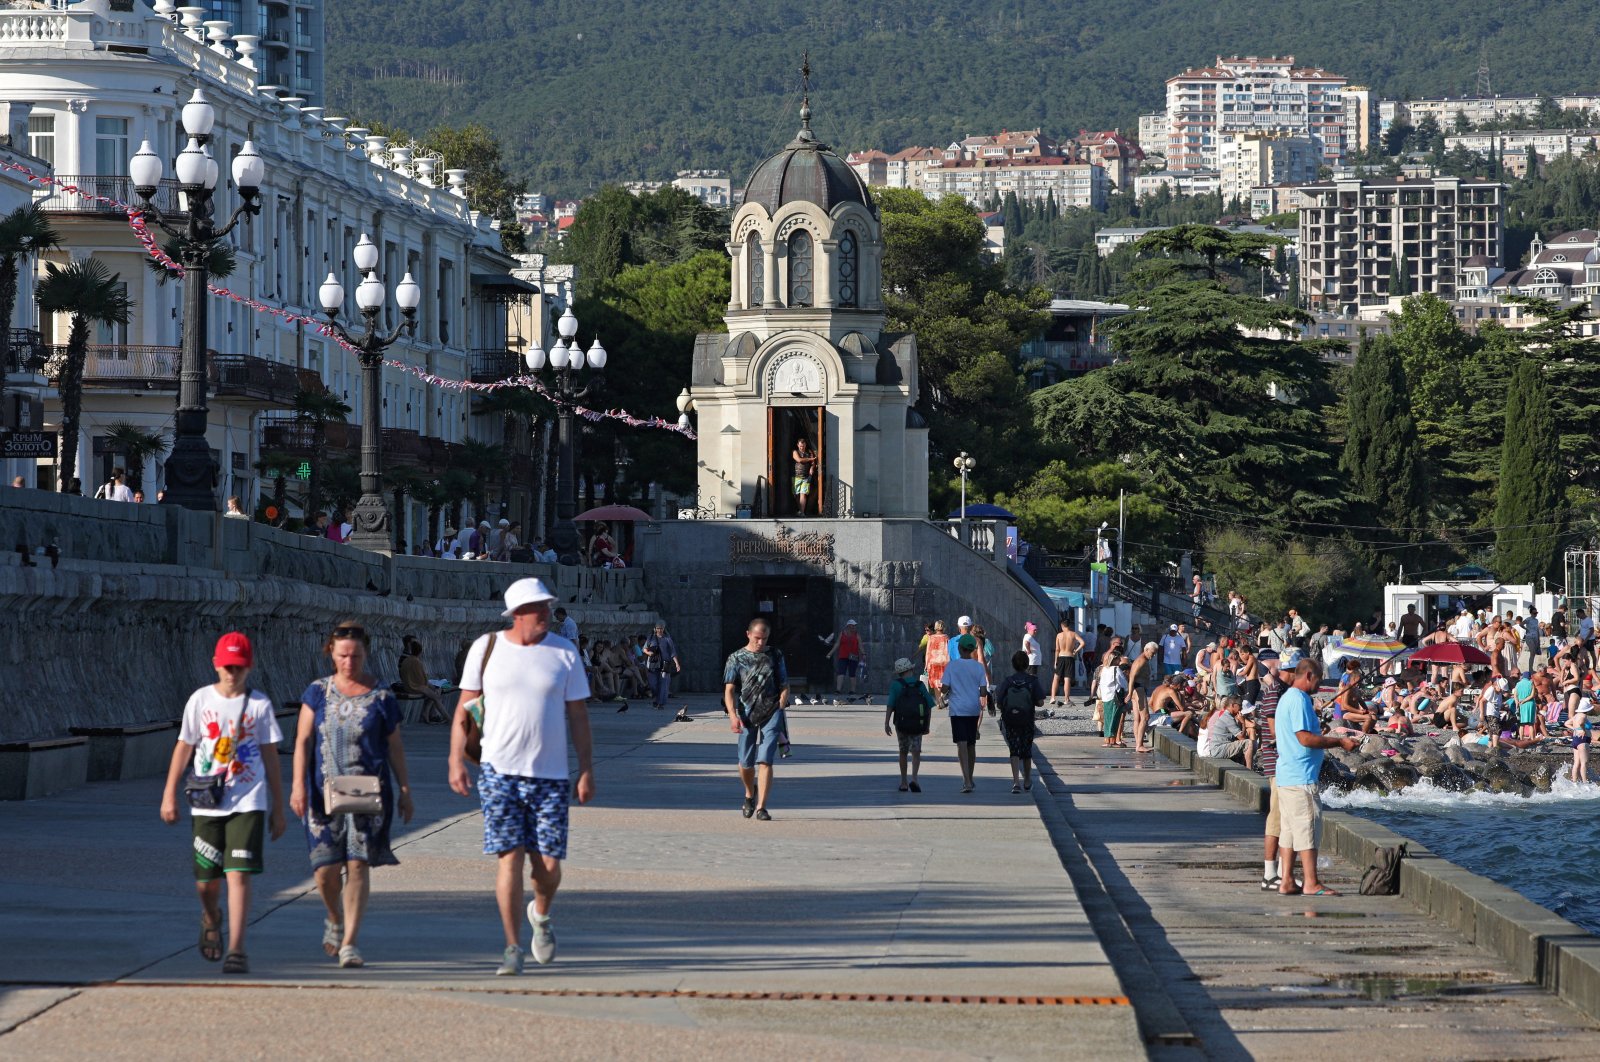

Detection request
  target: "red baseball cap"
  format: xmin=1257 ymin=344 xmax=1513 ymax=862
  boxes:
xmin=213 ymin=632 xmax=253 ymax=668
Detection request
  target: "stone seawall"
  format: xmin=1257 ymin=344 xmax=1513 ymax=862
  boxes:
xmin=0 ymin=491 xmax=658 ymax=741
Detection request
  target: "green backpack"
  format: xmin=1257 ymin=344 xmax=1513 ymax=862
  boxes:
xmin=890 ymin=678 xmax=930 ymax=735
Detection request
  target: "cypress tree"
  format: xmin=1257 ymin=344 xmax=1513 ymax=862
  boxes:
xmin=1493 ymin=361 xmax=1562 ymax=582
xmin=1341 ymin=335 xmax=1427 ymax=574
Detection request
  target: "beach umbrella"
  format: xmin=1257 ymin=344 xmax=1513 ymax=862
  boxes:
xmin=1340 ymin=633 xmax=1407 ymax=658
xmin=1406 ymin=642 xmax=1492 ymax=667
xmin=574 ymin=504 xmax=653 ymax=522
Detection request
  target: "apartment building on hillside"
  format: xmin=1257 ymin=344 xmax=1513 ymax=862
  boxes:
xmin=1166 ymin=56 xmax=1350 ymax=172
xmin=1219 ymin=132 xmax=1320 ymax=206
xmin=919 ymin=156 xmax=1108 ymax=211
xmin=1298 ymin=177 xmax=1504 ymax=313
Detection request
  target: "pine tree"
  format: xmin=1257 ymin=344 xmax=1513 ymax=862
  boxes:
xmin=1341 ymin=335 xmax=1427 ymax=574
xmin=1493 ymin=361 xmax=1562 ymax=582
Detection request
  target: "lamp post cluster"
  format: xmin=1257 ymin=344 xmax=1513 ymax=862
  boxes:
xmin=523 ymin=306 xmax=606 ymax=565
xmin=953 ymin=450 xmax=975 ymax=518
xmin=129 ymin=88 xmax=264 ymax=511
xmin=317 ymin=236 xmax=421 ymax=554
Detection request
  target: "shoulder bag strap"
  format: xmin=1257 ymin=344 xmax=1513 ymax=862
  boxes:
xmin=479 ymin=633 xmax=498 ymax=728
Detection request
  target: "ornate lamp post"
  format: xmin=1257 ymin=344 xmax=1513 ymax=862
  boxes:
xmin=524 ymin=305 xmax=607 ymax=565
xmin=317 ymin=236 xmax=421 ymax=554
xmin=953 ymin=451 xmax=975 ymax=519
xmin=129 ymin=89 xmax=264 ymax=510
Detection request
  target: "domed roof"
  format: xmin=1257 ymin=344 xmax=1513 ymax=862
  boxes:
xmin=742 ymin=100 xmax=876 ymax=217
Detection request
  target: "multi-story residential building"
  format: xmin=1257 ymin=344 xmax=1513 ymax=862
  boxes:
xmin=0 ymin=104 xmax=48 ymax=490
xmin=1133 ymin=169 xmax=1220 ymax=199
xmin=621 ymin=171 xmax=731 ymax=208
xmin=919 ymin=156 xmax=1108 ymax=211
xmin=1298 ymin=176 xmax=1504 ymax=313
xmin=846 ymin=149 xmax=889 ymax=186
xmin=1442 ymin=128 xmax=1600 ymax=166
xmin=943 ymin=129 xmax=1060 ymax=163
xmin=1249 ymin=183 xmax=1314 ymax=218
xmin=1166 ymin=56 xmax=1349 ymax=172
xmin=196 ymin=0 xmax=324 ymax=104
xmin=0 ymin=0 xmax=543 ymax=546
xmin=1137 ymin=112 xmax=1168 ymax=160
xmin=1073 ymin=130 xmax=1144 ymax=189
xmin=1219 ymin=132 xmax=1320 ymax=206
xmin=1381 ymin=94 xmax=1600 ymax=134
xmin=1020 ymin=299 xmax=1132 ymax=386
xmin=1095 ymin=223 xmax=1299 ymax=260
xmin=885 ymin=146 xmax=938 ymax=189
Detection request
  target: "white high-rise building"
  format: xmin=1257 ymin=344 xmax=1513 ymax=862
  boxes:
xmin=1218 ymin=132 xmax=1320 ymax=206
xmin=197 ymin=0 xmax=324 ymax=103
xmin=1166 ymin=55 xmax=1348 ymax=173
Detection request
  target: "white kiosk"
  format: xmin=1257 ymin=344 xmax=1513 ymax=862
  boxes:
xmin=1383 ymin=579 xmax=1540 ymax=632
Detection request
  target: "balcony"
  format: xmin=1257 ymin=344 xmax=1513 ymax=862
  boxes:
xmin=259 ymin=415 xmax=356 ymax=457
xmin=2 ymin=328 xmax=44 ymax=374
xmin=469 ymin=348 xmax=520 ymax=383
xmin=37 ymin=176 xmax=188 ymax=218
xmin=44 ymin=346 xmax=306 ymax=406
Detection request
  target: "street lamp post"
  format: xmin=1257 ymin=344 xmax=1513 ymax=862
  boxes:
xmin=317 ymin=236 xmax=421 ymax=554
xmin=953 ymin=450 xmax=975 ymax=530
xmin=129 ymin=89 xmax=264 ymax=510
xmin=524 ymin=306 xmax=607 ymax=565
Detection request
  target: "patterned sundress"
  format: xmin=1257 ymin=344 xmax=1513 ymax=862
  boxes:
xmin=300 ymin=677 xmax=402 ymax=870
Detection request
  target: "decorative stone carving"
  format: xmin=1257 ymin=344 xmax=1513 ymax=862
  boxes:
xmin=768 ymin=351 xmax=823 ymax=396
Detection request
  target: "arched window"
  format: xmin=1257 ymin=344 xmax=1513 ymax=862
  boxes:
xmin=1535 ymin=268 xmax=1559 ymax=284
xmin=746 ymin=233 xmax=763 ymax=307
xmin=787 ymin=230 xmax=813 ymax=307
xmin=837 ymin=228 xmax=859 ymax=308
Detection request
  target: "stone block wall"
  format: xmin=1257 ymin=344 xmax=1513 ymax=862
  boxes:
xmin=0 ymin=491 xmax=659 ymax=741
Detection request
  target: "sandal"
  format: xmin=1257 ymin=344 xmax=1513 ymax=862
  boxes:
xmin=1306 ymin=885 xmax=1342 ymax=896
xmin=322 ymin=918 xmax=343 ymax=957
xmin=898 ymin=783 xmax=909 ymax=792
xmin=198 ymin=919 xmax=223 ymax=963
xmin=338 ymin=944 xmax=364 ymax=968
xmin=222 ymin=951 xmax=249 ymax=974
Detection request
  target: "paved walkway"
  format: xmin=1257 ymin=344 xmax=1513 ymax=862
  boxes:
xmin=0 ymin=697 xmax=1139 ymax=1060
xmin=1033 ymin=724 xmax=1600 ymax=1061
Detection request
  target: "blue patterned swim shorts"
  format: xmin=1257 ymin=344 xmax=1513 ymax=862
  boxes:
xmin=479 ymin=763 xmax=571 ymax=859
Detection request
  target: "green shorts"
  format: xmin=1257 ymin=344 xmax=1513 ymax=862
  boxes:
xmin=192 ymin=811 xmax=266 ymax=881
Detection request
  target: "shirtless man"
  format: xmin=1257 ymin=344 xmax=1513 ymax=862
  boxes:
xmin=1149 ymin=674 xmax=1193 ymax=733
xmin=1236 ymin=643 xmax=1262 ymax=705
xmin=1194 ymin=640 xmax=1219 ymax=699
xmin=1050 ymin=619 xmax=1083 ymax=706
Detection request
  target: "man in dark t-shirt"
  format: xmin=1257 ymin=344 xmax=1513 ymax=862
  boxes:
xmin=723 ymin=618 xmax=790 ymax=821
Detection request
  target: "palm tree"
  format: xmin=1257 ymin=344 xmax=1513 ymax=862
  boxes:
xmin=36 ymin=258 xmax=132 ymax=494
xmin=439 ymin=467 xmax=473 ymax=537
xmin=0 ymin=204 xmax=62 ymax=407
xmin=255 ymin=450 xmax=301 ymax=522
xmin=457 ymin=438 xmax=506 ymax=521
xmin=101 ymin=422 xmax=167 ymax=496
xmin=410 ymin=477 xmax=452 ymax=552
xmin=292 ymin=388 xmax=351 ymax=518
xmin=146 ymin=237 xmax=236 ymax=285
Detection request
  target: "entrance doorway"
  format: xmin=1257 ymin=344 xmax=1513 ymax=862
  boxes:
xmin=721 ymin=574 xmax=833 ymax=693
xmin=768 ymin=406 xmax=824 ymax=518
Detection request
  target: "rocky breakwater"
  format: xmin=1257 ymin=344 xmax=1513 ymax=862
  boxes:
xmin=1318 ymin=732 xmax=1571 ymax=799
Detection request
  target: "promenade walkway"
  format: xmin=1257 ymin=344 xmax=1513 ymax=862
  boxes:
xmin=1033 ymin=728 xmax=1600 ymax=1060
xmin=0 ymin=697 xmax=1139 ymax=1060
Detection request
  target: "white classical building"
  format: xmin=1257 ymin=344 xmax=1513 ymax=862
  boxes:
xmin=0 ymin=108 xmax=48 ymax=490
xmin=689 ymin=102 xmax=928 ymax=520
xmin=0 ymin=0 xmax=537 ymax=544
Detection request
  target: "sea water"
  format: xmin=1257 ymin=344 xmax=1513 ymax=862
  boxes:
xmin=1324 ymin=778 xmax=1600 ymax=935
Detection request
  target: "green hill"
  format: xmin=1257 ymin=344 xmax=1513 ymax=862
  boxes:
xmin=325 ymin=0 xmax=1600 ymax=195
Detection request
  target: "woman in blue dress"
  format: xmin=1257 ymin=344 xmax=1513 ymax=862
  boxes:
xmin=290 ymin=620 xmax=413 ymax=968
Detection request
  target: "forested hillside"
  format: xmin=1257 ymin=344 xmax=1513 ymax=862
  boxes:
xmin=325 ymin=0 xmax=1600 ymax=194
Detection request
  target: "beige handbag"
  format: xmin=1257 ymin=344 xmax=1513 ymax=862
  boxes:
xmin=323 ymin=774 xmax=383 ymax=815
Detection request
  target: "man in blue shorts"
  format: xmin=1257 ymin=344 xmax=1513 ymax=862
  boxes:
xmin=450 ymin=577 xmax=596 ymax=976
xmin=724 ymin=618 xmax=790 ymax=821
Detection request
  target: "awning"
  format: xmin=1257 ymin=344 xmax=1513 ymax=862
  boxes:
xmin=470 ymin=273 xmax=542 ymax=295
xmin=1041 ymin=586 xmax=1086 ymax=610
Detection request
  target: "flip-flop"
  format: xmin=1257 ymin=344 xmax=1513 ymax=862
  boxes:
xmin=1305 ymin=886 xmax=1342 ymax=896
xmin=198 ymin=920 xmax=223 ymax=962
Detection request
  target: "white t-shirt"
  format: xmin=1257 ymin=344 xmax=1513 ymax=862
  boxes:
xmin=461 ymin=631 xmax=590 ymax=780
xmin=941 ymin=656 xmax=988 ymax=717
xmin=1022 ymin=633 xmax=1041 ymax=665
xmin=178 ymin=686 xmax=282 ymax=817
xmin=1160 ymin=634 xmax=1186 ymax=666
xmin=110 ymin=484 xmax=135 ymax=502
xmin=1097 ymin=663 xmax=1126 ymax=701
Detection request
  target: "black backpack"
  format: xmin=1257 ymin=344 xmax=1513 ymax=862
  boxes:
xmin=1000 ymin=677 xmax=1035 ymax=728
xmin=890 ymin=678 xmax=929 ymax=735
xmin=1359 ymin=842 xmax=1407 ymax=895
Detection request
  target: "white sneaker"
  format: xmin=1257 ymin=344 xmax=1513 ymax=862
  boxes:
xmin=528 ymin=903 xmax=557 ymax=965
xmin=496 ymin=945 xmax=525 ymax=976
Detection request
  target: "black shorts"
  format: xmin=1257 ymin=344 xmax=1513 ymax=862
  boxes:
xmin=1241 ymin=679 xmax=1262 ymax=702
xmin=192 ymin=811 xmax=265 ymax=881
xmin=951 ymin=715 xmax=980 ymax=744
xmin=1054 ymin=656 xmax=1071 ymax=679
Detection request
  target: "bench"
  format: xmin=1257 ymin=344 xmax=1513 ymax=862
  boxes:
xmin=68 ymin=721 xmax=178 ymax=783
xmin=0 ymin=735 xmax=90 ymax=800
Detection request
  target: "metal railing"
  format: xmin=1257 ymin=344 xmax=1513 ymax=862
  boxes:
xmin=468 ymin=348 xmax=519 ymax=383
xmin=210 ymin=355 xmax=303 ymax=405
xmin=44 ymin=346 xmax=301 ymax=405
xmin=37 ymin=175 xmax=188 ymax=217
xmin=2 ymin=328 xmax=43 ymax=373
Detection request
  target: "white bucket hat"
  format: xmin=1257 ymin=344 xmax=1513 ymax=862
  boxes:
xmin=502 ymin=577 xmax=557 ymax=617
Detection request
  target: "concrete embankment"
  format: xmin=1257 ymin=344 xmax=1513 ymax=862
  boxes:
xmin=1153 ymin=727 xmax=1600 ymax=1025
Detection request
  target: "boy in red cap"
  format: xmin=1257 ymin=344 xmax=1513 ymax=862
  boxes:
xmin=160 ymin=632 xmax=286 ymax=974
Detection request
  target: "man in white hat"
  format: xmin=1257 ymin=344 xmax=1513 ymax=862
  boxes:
xmin=826 ymin=618 xmax=865 ymax=703
xmin=449 ymin=577 xmax=595 ymax=976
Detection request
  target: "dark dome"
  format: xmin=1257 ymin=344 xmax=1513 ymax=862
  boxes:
xmin=742 ymin=101 xmax=876 ymax=216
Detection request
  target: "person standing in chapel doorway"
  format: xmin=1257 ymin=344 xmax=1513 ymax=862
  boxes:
xmin=792 ymin=436 xmax=817 ymax=515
